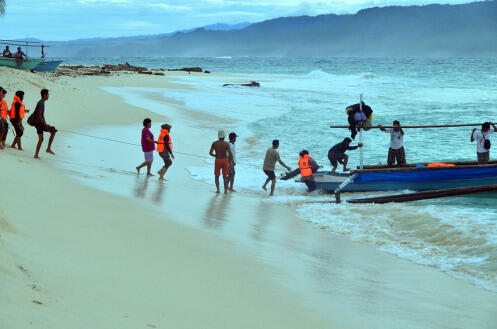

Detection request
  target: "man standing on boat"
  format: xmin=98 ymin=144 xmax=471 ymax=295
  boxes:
xmin=328 ymin=138 xmax=362 ymax=175
xmin=471 ymin=122 xmax=496 ymax=164
xmin=14 ymin=47 xmax=29 ymax=68
xmin=379 ymin=120 xmax=406 ymax=167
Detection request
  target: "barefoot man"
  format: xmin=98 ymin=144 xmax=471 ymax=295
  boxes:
xmin=328 ymin=137 xmax=362 ymax=175
xmin=209 ymin=130 xmax=233 ymax=194
xmin=262 ymin=139 xmax=291 ymax=196
xmin=33 ymin=89 xmax=57 ymax=159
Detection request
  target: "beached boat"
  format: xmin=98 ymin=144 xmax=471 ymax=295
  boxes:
xmin=303 ymin=161 xmax=497 ymax=192
xmin=0 ymin=57 xmax=43 ymax=70
xmin=34 ymin=59 xmax=64 ymax=72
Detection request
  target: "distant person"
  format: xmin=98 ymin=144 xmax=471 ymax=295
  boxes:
xmin=262 ymin=139 xmax=291 ymax=196
xmin=33 ymin=89 xmax=57 ymax=158
xmin=298 ymin=150 xmax=316 ymax=192
xmin=0 ymin=88 xmax=8 ymax=149
xmin=471 ymin=122 xmax=496 ymax=164
xmin=14 ymin=47 xmax=29 ymax=68
xmin=228 ymin=132 xmax=237 ymax=192
xmin=156 ymin=124 xmax=174 ymax=180
xmin=136 ymin=118 xmax=155 ymax=176
xmin=10 ymin=90 xmax=30 ymax=150
xmin=379 ymin=120 xmax=406 ymax=167
xmin=209 ymin=130 xmax=233 ymax=194
xmin=2 ymin=46 xmax=12 ymax=58
xmin=328 ymin=138 xmax=362 ymax=175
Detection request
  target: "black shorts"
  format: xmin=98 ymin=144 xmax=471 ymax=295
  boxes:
xmin=328 ymin=152 xmax=345 ymax=167
xmin=10 ymin=118 xmax=23 ymax=137
xmin=264 ymin=170 xmax=276 ymax=180
xmin=159 ymin=152 xmax=172 ymax=168
xmin=0 ymin=120 xmax=6 ymax=137
xmin=36 ymin=124 xmax=57 ymax=135
xmin=387 ymin=147 xmax=406 ymax=165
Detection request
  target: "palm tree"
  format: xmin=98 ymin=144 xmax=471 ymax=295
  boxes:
xmin=0 ymin=0 xmax=5 ymax=16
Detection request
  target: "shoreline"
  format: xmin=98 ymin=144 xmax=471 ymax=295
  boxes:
xmin=1 ymin=66 xmax=497 ymax=328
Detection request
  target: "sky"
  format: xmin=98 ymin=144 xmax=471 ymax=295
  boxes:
xmin=0 ymin=0 xmax=475 ymax=41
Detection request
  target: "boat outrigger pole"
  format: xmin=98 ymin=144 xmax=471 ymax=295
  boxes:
xmin=330 ymin=123 xmax=488 ymax=129
xmin=359 ymin=94 xmax=364 ymax=170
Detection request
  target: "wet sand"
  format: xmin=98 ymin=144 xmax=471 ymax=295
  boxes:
xmin=1 ymin=67 xmax=496 ymax=329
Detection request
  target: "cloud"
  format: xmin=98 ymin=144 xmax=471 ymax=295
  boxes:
xmin=0 ymin=0 xmax=475 ymax=40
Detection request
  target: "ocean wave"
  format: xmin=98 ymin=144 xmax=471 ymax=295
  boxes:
xmin=297 ymin=199 xmax=497 ymax=293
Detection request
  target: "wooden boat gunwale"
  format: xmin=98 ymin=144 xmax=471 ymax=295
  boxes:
xmin=352 ymin=162 xmax=497 ymax=174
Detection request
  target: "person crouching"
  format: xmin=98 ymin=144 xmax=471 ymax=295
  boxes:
xmin=298 ymin=150 xmax=316 ymax=192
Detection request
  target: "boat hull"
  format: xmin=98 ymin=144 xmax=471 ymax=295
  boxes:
xmin=310 ymin=165 xmax=497 ymax=192
xmin=34 ymin=60 xmax=64 ymax=72
xmin=0 ymin=58 xmax=43 ymax=70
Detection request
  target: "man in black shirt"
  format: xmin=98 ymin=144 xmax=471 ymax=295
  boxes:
xmin=328 ymin=138 xmax=362 ymax=175
xmin=33 ymin=89 xmax=57 ymax=159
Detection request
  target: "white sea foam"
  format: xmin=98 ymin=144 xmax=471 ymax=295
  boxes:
xmin=97 ymin=61 xmax=497 ymax=293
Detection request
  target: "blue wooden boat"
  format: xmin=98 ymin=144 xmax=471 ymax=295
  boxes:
xmin=302 ymin=161 xmax=497 ymax=192
xmin=34 ymin=59 xmax=63 ymax=72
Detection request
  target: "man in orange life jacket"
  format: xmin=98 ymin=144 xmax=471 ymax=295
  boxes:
xmin=298 ymin=150 xmax=317 ymax=192
xmin=10 ymin=91 xmax=30 ymax=150
xmin=0 ymin=88 xmax=9 ymax=149
xmin=156 ymin=124 xmax=174 ymax=180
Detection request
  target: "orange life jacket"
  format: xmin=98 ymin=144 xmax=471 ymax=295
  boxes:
xmin=157 ymin=129 xmax=172 ymax=153
xmin=427 ymin=162 xmax=455 ymax=167
xmin=0 ymin=99 xmax=8 ymax=120
xmin=10 ymin=96 xmax=25 ymax=119
xmin=298 ymin=154 xmax=313 ymax=177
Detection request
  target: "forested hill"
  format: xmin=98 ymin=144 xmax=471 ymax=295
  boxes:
xmin=49 ymin=1 xmax=497 ymax=57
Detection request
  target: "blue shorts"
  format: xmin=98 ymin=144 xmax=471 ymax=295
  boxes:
xmin=144 ymin=151 xmax=154 ymax=163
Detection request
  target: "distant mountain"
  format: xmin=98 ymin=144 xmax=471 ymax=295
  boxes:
xmin=49 ymin=1 xmax=497 ymax=57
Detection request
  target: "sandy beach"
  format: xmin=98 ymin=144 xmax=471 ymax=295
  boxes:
xmin=1 ymin=66 xmax=497 ymax=329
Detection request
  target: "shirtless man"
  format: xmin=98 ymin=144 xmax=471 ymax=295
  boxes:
xmin=209 ymin=130 xmax=233 ymax=194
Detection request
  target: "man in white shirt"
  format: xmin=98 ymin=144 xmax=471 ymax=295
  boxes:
xmin=379 ymin=120 xmax=405 ymax=167
xmin=228 ymin=132 xmax=237 ymax=192
xmin=471 ymin=122 xmax=496 ymax=164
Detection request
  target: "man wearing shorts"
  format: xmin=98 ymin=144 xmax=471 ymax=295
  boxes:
xmin=262 ymin=139 xmax=291 ymax=196
xmin=471 ymin=122 xmax=497 ymax=164
xmin=209 ymin=130 xmax=233 ymax=194
xmin=0 ymin=88 xmax=8 ymax=149
xmin=33 ymin=89 xmax=57 ymax=159
xmin=379 ymin=120 xmax=406 ymax=167
xmin=228 ymin=132 xmax=237 ymax=192
xmin=328 ymin=138 xmax=362 ymax=175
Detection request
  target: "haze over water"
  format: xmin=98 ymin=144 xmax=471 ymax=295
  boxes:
xmin=62 ymin=56 xmax=497 ymax=292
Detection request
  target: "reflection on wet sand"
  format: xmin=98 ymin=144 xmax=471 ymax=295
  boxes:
xmin=203 ymin=195 xmax=232 ymax=229
xmin=133 ymin=175 xmax=150 ymax=199
xmin=133 ymin=175 xmax=166 ymax=205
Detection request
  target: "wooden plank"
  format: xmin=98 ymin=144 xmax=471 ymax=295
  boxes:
xmin=351 ymin=163 xmax=497 ymax=174
xmin=357 ymin=160 xmax=497 ymax=170
xmin=330 ymin=123 xmax=485 ymax=129
xmin=347 ymin=185 xmax=497 ymax=204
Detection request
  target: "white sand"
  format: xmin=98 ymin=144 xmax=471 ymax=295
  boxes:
xmin=1 ymin=67 xmax=496 ymax=329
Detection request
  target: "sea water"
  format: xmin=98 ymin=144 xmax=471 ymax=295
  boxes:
xmin=61 ymin=57 xmax=497 ymax=292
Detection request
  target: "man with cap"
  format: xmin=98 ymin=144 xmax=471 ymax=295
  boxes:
xmin=209 ymin=130 xmax=233 ymax=194
xmin=228 ymin=132 xmax=237 ymax=191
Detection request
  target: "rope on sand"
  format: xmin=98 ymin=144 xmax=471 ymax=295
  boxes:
xmin=58 ymin=129 xmax=206 ymax=159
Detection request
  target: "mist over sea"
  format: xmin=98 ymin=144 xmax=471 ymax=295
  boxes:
xmin=62 ymin=56 xmax=497 ymax=292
